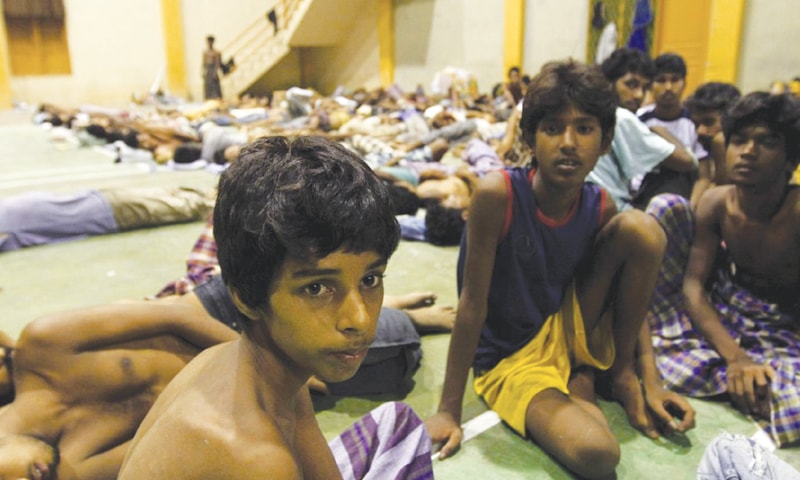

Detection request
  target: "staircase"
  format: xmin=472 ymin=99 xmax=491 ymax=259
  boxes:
xmin=219 ymin=0 xmax=312 ymax=100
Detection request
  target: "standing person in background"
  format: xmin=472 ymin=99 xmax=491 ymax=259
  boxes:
xmin=203 ymin=35 xmax=223 ymax=100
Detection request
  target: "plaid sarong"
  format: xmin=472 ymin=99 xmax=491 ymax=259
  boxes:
xmin=328 ymin=402 xmax=433 ymax=480
xmin=646 ymin=194 xmax=800 ymax=447
xmin=155 ymin=214 xmax=219 ymax=297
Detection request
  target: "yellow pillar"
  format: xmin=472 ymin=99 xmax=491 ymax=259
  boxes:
xmin=705 ymin=0 xmax=745 ymax=83
xmin=377 ymin=0 xmax=394 ymax=87
xmin=160 ymin=0 xmax=187 ymax=98
xmin=504 ymin=0 xmax=525 ymax=75
xmin=0 ymin=1 xmax=14 ymax=108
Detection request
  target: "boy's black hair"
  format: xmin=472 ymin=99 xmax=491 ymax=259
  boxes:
xmin=600 ymin=47 xmax=655 ymax=83
xmin=684 ymin=82 xmax=742 ymax=114
xmin=425 ymin=203 xmax=465 ymax=246
xmin=173 ymin=143 xmax=203 ymax=164
xmin=723 ymin=91 xmax=800 ymax=167
xmin=520 ymin=59 xmax=617 ymax=149
xmin=385 ymin=183 xmax=421 ymax=216
xmin=214 ymin=136 xmax=400 ymax=311
xmin=653 ymin=53 xmax=687 ymax=78
xmin=508 ymin=66 xmax=521 ymax=77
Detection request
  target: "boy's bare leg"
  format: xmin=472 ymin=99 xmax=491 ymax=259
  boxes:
xmin=384 ymin=292 xmax=456 ymax=333
xmin=384 ymin=292 xmax=437 ymax=309
xmin=576 ymin=210 xmax=667 ymax=434
xmin=526 ymin=387 xmax=619 ymax=479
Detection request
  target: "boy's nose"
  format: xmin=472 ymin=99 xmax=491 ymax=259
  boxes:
xmin=338 ymin=290 xmax=370 ymax=334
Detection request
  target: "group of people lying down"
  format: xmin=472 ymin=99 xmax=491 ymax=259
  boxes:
xmin=1 ymin=54 xmax=800 ymax=479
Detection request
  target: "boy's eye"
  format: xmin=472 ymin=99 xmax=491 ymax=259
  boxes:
xmin=541 ymin=124 xmax=561 ymax=135
xmin=757 ymin=135 xmax=782 ymax=149
xmin=576 ymin=124 xmax=595 ymax=135
xmin=362 ymin=273 xmax=385 ymax=289
xmin=305 ymin=282 xmax=333 ymax=296
xmin=729 ymin=134 xmax=747 ymax=145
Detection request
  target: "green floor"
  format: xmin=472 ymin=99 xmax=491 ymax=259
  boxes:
xmin=1 ymin=110 xmax=798 ymax=478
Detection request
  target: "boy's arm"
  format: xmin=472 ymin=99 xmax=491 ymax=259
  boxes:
xmin=649 ymin=125 xmax=697 ymax=172
xmin=690 ymin=157 xmax=713 ymax=207
xmin=710 ymin=133 xmax=728 ymax=186
xmin=20 ymin=300 xmax=237 ymax=353
xmin=426 ymin=172 xmax=507 ymax=459
xmin=682 ymin=188 xmax=774 ymax=416
xmin=637 ymin=321 xmax=696 ymax=435
xmin=294 ymin=389 xmax=342 ymax=480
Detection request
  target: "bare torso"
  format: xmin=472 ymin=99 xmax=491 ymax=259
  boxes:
xmin=719 ymin=185 xmax=800 ymax=308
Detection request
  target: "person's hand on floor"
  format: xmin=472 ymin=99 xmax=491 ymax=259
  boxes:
xmin=726 ymin=356 xmax=775 ymax=419
xmin=643 ymin=384 xmax=696 ymax=436
xmin=425 ymin=411 xmax=463 ymax=460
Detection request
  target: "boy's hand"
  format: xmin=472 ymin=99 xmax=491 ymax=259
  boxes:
xmin=424 ymin=412 xmax=463 ymax=459
xmin=643 ymin=385 xmax=696 ymax=435
xmin=726 ymin=357 xmax=774 ymax=419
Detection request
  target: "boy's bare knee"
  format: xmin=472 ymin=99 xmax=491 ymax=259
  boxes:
xmin=571 ymin=440 xmax=620 ymax=479
xmin=606 ymin=210 xmax=666 ymax=256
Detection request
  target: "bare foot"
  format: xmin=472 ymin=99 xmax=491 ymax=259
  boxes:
xmin=404 ymin=304 xmax=456 ymax=334
xmin=609 ymin=368 xmax=659 ymax=439
xmin=384 ymin=292 xmax=437 ymax=310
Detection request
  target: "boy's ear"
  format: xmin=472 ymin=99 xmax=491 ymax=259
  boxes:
xmin=229 ymin=288 xmax=262 ymax=321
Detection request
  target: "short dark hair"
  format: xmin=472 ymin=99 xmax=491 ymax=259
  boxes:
xmin=684 ymin=82 xmax=742 ymax=114
xmin=425 ymin=203 xmax=465 ymax=246
xmin=654 ymin=53 xmax=687 ymax=78
xmin=214 ymin=136 xmax=400 ymax=311
xmin=600 ymin=48 xmax=655 ymax=83
xmin=173 ymin=142 xmax=202 ymax=164
xmin=385 ymin=183 xmax=421 ymax=216
xmin=85 ymin=124 xmax=108 ymax=140
xmin=723 ymin=92 xmax=800 ymax=167
xmin=520 ymin=59 xmax=617 ymax=149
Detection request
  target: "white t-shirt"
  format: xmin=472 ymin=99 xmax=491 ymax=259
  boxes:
xmin=587 ymin=107 xmax=675 ymax=211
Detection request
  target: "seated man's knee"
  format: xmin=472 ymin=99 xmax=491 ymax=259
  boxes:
xmin=604 ymin=209 xmax=667 ymax=258
xmin=569 ymin=437 xmax=620 ymax=479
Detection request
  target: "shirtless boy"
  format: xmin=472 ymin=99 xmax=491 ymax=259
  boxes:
xmin=119 ymin=136 xmax=433 ymax=478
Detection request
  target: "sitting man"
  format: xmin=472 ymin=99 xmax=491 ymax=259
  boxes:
xmin=587 ymin=48 xmax=697 ymax=211
xmin=684 ymin=81 xmax=742 ymax=189
xmin=635 ymin=53 xmax=708 ymax=208
xmin=645 ymin=91 xmax=800 ymax=447
xmin=119 ymin=136 xmax=433 ymax=478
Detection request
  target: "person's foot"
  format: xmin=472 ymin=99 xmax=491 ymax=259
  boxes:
xmin=384 ymin=292 xmax=437 ymax=310
xmin=609 ymin=367 xmax=659 ymax=439
xmin=404 ymin=304 xmax=456 ymax=334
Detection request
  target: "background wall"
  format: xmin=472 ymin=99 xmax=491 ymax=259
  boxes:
xmin=393 ymin=0 xmax=505 ymax=97
xmin=3 ymin=0 xmax=799 ymax=106
xmin=11 ymin=0 xmax=165 ymax=106
xmin=737 ymin=0 xmax=800 ymax=93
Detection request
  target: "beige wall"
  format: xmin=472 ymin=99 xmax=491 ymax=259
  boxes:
xmin=523 ymin=0 xmax=588 ymax=77
xmin=11 ymin=0 xmax=165 ymax=107
xmin=393 ymin=0 xmax=505 ymax=96
xmin=299 ymin=0 xmax=381 ymax=95
xmin=737 ymin=0 xmax=800 ymax=93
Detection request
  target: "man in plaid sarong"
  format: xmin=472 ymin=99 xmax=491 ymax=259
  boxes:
xmin=645 ymin=91 xmax=800 ymax=447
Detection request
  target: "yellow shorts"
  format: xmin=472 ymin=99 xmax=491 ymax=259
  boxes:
xmin=473 ymin=282 xmax=615 ymax=436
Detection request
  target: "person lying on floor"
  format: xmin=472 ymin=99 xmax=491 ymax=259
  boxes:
xmin=425 ymin=60 xmax=694 ymax=480
xmin=0 ymin=295 xmax=238 ymax=480
xmin=645 ymin=91 xmax=800 ymax=448
xmin=119 ymin=136 xmax=433 ymax=479
xmin=0 ymin=186 xmax=215 ymax=252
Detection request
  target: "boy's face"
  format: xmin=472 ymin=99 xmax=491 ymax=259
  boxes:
xmin=726 ymin=122 xmax=791 ymax=186
xmin=651 ymin=72 xmax=685 ymax=108
xmin=532 ymin=104 xmax=606 ymax=189
xmin=261 ymin=249 xmax=386 ymax=384
xmin=614 ymin=72 xmax=650 ymax=112
xmin=690 ymin=109 xmax=723 ymax=149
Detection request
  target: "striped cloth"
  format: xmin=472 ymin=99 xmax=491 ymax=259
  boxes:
xmin=646 ymin=194 xmax=800 ymax=447
xmin=154 ymin=214 xmax=219 ymax=297
xmin=328 ymin=402 xmax=433 ymax=480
